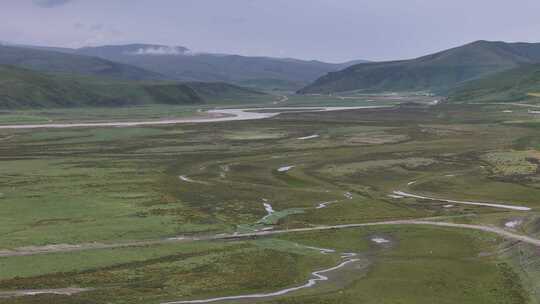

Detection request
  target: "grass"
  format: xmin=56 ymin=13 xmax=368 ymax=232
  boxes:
xmin=0 ymin=226 xmax=527 ymax=304
xmin=223 ymin=129 xmax=287 ymax=140
xmin=273 ymin=226 xmax=528 ymax=304
xmin=482 ymin=151 xmax=540 ymax=176
xmin=0 ymin=105 xmax=201 ymax=125
xmin=503 ymin=242 xmax=540 ymax=304
xmin=282 ymin=93 xmax=422 ymax=107
xmin=0 ymin=242 xmax=232 ymax=280
xmin=449 ymin=63 xmax=540 ymax=103
xmin=0 ymin=239 xmax=337 ymax=304
xmin=320 ymin=158 xmax=437 ymax=177
xmin=2 ymin=99 xmax=540 ymax=303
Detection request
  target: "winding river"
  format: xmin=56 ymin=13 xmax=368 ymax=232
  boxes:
xmin=161 ymin=246 xmax=360 ymax=304
xmin=0 ymin=106 xmax=388 ymax=130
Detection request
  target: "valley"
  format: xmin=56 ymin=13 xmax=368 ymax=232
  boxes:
xmin=2 ymin=3 xmax=540 ymax=302
xmin=2 ymin=95 xmax=540 ymax=303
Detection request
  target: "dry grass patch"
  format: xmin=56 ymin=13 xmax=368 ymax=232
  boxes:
xmin=345 ymin=133 xmax=409 ymax=145
xmin=482 ymin=150 xmax=540 ymax=176
xmin=321 ymin=158 xmax=436 ymax=176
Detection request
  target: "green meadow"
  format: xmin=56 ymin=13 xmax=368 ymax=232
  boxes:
xmin=1 ymin=97 xmax=540 ymax=303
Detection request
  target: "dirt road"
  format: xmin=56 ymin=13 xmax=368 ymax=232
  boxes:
xmin=2 ymin=219 xmax=540 ymax=258
xmin=393 ymin=191 xmax=532 ymax=211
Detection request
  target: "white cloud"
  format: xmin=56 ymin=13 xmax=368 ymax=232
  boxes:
xmin=128 ymin=46 xmax=188 ymax=56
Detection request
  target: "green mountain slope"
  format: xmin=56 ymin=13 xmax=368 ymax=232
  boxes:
xmin=448 ymin=63 xmax=540 ymax=102
xmin=74 ymin=44 xmax=367 ymax=91
xmin=300 ymin=41 xmax=540 ymax=94
xmin=0 ymin=45 xmax=165 ymax=81
xmin=186 ymin=82 xmax=266 ymax=103
xmin=0 ymin=65 xmax=266 ymax=109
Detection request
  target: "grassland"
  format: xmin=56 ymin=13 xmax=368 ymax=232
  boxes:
xmin=2 ymin=97 xmax=540 ymax=303
xmin=482 ymin=151 xmax=540 ymax=176
xmin=448 ymin=63 xmax=540 ymax=103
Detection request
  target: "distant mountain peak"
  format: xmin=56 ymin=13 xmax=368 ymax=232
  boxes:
xmin=72 ymin=44 xmax=367 ymax=91
xmin=300 ymin=40 xmax=540 ymax=94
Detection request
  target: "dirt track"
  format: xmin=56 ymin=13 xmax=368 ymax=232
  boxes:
xmin=2 ymin=219 xmax=540 ymax=258
xmin=393 ymin=190 xmax=531 ymax=211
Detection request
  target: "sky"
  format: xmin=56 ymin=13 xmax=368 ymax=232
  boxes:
xmin=2 ymin=0 xmax=540 ymax=62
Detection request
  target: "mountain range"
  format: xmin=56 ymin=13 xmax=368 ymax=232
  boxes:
xmin=20 ymin=43 xmax=367 ymax=91
xmin=299 ymin=40 xmax=540 ymax=94
xmin=0 ymin=64 xmax=266 ymax=108
xmin=0 ymin=44 xmax=165 ymax=81
xmin=2 ymin=39 xmax=540 ymax=108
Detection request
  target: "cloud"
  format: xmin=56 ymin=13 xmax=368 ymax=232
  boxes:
xmin=128 ymin=46 xmax=188 ymax=56
xmin=33 ymin=0 xmax=72 ymax=8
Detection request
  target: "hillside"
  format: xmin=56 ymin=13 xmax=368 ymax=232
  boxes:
xmin=448 ymin=63 xmax=540 ymax=102
xmin=299 ymin=40 xmax=540 ymax=94
xmin=0 ymin=65 xmax=267 ymax=108
xmin=73 ymin=44 xmax=367 ymax=91
xmin=0 ymin=45 xmax=165 ymax=81
xmin=186 ymin=82 xmax=266 ymax=104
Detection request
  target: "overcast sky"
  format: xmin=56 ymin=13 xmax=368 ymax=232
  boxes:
xmin=2 ymin=0 xmax=540 ymax=62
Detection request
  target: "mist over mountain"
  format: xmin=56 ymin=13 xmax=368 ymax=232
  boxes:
xmin=0 ymin=44 xmax=166 ymax=81
xmin=72 ymin=44 xmax=368 ymax=91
